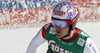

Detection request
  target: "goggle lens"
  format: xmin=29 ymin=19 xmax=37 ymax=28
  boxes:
xmin=52 ymin=18 xmax=68 ymax=29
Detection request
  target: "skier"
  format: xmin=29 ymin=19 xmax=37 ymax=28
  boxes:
xmin=26 ymin=2 xmax=98 ymax=53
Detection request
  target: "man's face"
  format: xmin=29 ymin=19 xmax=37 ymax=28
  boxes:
xmin=55 ymin=27 xmax=69 ymax=38
xmin=51 ymin=17 xmax=69 ymax=38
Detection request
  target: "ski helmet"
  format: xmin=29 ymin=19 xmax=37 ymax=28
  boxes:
xmin=52 ymin=2 xmax=79 ymax=30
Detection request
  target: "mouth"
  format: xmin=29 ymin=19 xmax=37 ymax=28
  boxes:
xmin=57 ymin=30 xmax=61 ymax=33
xmin=56 ymin=29 xmax=61 ymax=33
xmin=56 ymin=31 xmax=62 ymax=38
xmin=55 ymin=29 xmax=62 ymax=37
xmin=56 ymin=30 xmax=62 ymax=36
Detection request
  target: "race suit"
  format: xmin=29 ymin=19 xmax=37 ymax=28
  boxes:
xmin=26 ymin=23 xmax=98 ymax=53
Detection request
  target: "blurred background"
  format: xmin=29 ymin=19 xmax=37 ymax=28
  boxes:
xmin=0 ymin=0 xmax=100 ymax=53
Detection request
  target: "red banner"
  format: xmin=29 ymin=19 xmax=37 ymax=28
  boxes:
xmin=0 ymin=7 xmax=54 ymax=26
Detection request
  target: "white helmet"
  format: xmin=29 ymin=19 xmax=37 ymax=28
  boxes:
xmin=52 ymin=2 xmax=79 ymax=30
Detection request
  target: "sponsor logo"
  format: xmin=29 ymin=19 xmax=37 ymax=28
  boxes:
xmin=53 ymin=2 xmax=75 ymax=20
xmin=77 ymin=38 xmax=85 ymax=47
xmin=81 ymin=32 xmax=88 ymax=37
xmin=68 ymin=43 xmax=73 ymax=45
xmin=0 ymin=0 xmax=66 ymax=10
xmin=48 ymin=40 xmax=73 ymax=53
xmin=49 ymin=27 xmax=56 ymax=34
xmin=89 ymin=42 xmax=97 ymax=53
xmin=54 ymin=3 xmax=72 ymax=17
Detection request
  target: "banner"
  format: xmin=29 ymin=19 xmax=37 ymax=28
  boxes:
xmin=0 ymin=0 xmax=100 ymax=26
xmin=0 ymin=0 xmax=66 ymax=10
xmin=0 ymin=0 xmax=66 ymax=26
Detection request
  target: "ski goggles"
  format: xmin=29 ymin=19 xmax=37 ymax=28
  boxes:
xmin=51 ymin=18 xmax=69 ymax=29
